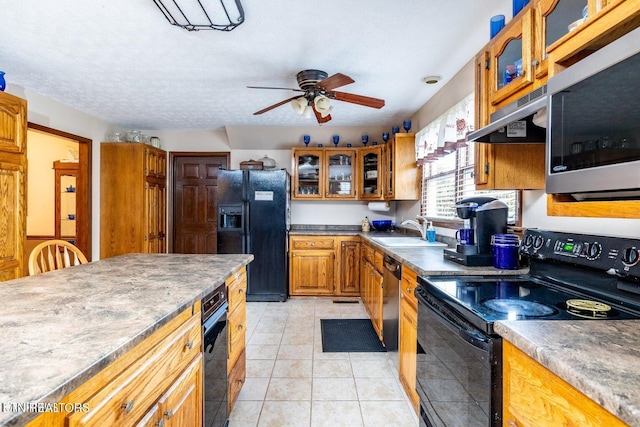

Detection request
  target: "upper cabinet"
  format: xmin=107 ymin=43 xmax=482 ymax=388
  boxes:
xmin=359 ymin=146 xmax=384 ymax=201
xmin=383 ymin=133 xmax=420 ymax=201
xmin=489 ymin=9 xmax=535 ymax=108
xmin=0 ymin=91 xmax=27 ymax=281
xmin=292 ymin=148 xmax=357 ymax=200
xmin=291 ymin=141 xmax=419 ymax=201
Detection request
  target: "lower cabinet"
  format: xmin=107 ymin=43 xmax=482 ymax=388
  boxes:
xmin=503 ymin=340 xmax=627 ymax=427
xmin=289 ymin=235 xmax=360 ymax=297
xmin=226 ymin=268 xmax=247 ymax=414
xmin=399 ymin=266 xmax=419 ymax=414
xmin=27 ymin=305 xmax=203 ymax=427
xmin=360 ymin=242 xmax=384 ymax=341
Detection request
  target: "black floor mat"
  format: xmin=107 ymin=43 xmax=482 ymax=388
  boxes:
xmin=320 ymin=319 xmax=386 ymax=352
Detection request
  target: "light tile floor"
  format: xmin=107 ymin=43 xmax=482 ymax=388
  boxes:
xmin=229 ymin=298 xmax=419 ymax=427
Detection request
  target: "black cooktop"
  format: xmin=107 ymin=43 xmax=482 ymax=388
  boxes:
xmin=422 ymin=275 xmax=639 ymax=321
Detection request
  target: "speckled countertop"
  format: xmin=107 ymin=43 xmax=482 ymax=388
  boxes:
xmin=0 ymin=253 xmax=253 ymax=427
xmin=291 ymin=225 xmax=529 ymax=276
xmin=495 ymin=321 xmax=640 ymax=427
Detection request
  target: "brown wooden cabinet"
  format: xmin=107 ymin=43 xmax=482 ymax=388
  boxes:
xmin=291 ymin=148 xmax=357 ymax=200
xmin=226 ymin=267 xmax=247 ymax=413
xmin=289 ymin=235 xmax=336 ymax=296
xmin=474 ymin=143 xmax=545 ymax=190
xmin=337 ymin=237 xmax=360 ymax=296
xmin=360 ymin=242 xmax=384 ymax=341
xmin=359 ymin=146 xmax=384 ymax=200
xmin=399 ymin=266 xmax=419 ymax=414
xmin=289 ymin=235 xmax=362 ymax=297
xmin=53 ymin=161 xmax=79 ymax=243
xmin=0 ymin=91 xmax=27 ymax=282
xmin=100 ymin=143 xmax=167 ymax=258
xmin=28 ymin=305 xmax=202 ymax=427
xmin=503 ymin=340 xmax=627 ymax=427
xmin=383 ymin=133 xmax=420 ymax=201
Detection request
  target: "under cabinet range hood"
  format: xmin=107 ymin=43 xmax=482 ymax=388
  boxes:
xmin=467 ymin=85 xmax=548 ymax=144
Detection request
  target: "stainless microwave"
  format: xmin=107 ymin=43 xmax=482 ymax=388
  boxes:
xmin=546 ymin=26 xmax=640 ymax=200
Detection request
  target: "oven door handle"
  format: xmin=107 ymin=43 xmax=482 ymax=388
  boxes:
xmin=423 ymin=297 xmax=491 ymax=352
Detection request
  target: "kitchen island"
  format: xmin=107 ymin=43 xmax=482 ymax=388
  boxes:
xmin=0 ymin=253 xmax=253 ymax=427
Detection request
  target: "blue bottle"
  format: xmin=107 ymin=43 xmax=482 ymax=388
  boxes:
xmin=0 ymin=72 xmax=5 ymax=91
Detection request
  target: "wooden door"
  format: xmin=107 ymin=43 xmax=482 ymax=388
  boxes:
xmin=172 ymin=155 xmax=228 ymax=254
xmin=158 ymin=355 xmax=203 ymax=427
xmin=399 ymin=297 xmax=419 ymax=413
xmin=371 ymin=268 xmax=384 ymax=341
xmin=338 ymin=239 xmax=360 ymax=295
xmin=0 ymin=91 xmax=27 ymax=281
xmin=289 ymin=249 xmax=335 ymax=295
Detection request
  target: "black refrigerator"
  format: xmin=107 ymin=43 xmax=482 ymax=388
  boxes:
xmin=217 ymin=169 xmax=289 ymax=302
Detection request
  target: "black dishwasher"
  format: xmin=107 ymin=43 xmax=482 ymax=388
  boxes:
xmin=382 ymin=254 xmax=401 ymax=352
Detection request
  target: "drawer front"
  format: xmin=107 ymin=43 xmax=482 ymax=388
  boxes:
xmin=374 ymin=251 xmax=384 ymax=273
xmin=227 ymin=268 xmax=247 ymax=315
xmin=400 ymin=267 xmax=418 ymax=309
xmin=228 ymin=302 xmax=246 ymax=370
xmin=228 ymin=348 xmax=246 ymax=414
xmin=363 ymin=245 xmax=374 ymax=263
xmin=291 ymin=236 xmax=335 ymax=250
xmin=68 ymin=315 xmax=202 ymax=427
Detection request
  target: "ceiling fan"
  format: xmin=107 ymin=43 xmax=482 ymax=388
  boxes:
xmin=248 ymin=69 xmax=385 ymax=124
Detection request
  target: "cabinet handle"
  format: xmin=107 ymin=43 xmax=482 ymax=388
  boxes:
xmin=184 ymin=341 xmax=194 ymax=351
xmin=121 ymin=400 xmax=134 ymax=413
xmin=531 ymin=59 xmax=539 ymax=68
xmin=155 ymin=419 xmax=165 ymax=427
xmin=406 ymin=287 xmax=413 ymax=293
xmin=164 ymin=409 xmax=174 ymax=419
xmin=239 ymin=287 xmax=246 ymax=293
xmin=311 ymin=242 xmax=315 ymax=246
xmin=238 ymin=323 xmax=244 ymax=330
xmin=506 ymin=420 xmax=518 ymax=427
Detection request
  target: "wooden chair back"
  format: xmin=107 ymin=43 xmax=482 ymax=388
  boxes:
xmin=28 ymin=240 xmax=89 ymax=276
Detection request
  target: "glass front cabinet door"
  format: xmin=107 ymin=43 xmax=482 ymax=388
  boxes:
xmin=324 ymin=149 xmax=357 ymax=199
xmin=359 ymin=146 xmax=384 ymax=200
xmin=489 ymin=8 xmax=534 ymax=108
xmin=292 ymin=149 xmax=324 ymax=199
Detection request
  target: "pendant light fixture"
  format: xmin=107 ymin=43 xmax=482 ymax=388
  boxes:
xmin=152 ymin=0 xmax=245 ymax=31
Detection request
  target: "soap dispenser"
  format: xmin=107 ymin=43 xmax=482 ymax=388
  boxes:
xmin=426 ymin=221 xmax=436 ymax=242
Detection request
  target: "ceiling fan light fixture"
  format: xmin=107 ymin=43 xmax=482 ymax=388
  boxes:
xmin=291 ymin=97 xmax=308 ymax=115
xmin=303 ymin=105 xmax=313 ymax=119
xmin=314 ymin=95 xmax=333 ymax=118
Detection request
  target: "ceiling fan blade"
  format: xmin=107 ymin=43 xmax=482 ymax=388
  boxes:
xmin=247 ymin=85 xmax=305 ymax=92
xmin=253 ymin=96 xmax=304 ymax=115
xmin=328 ymin=91 xmax=385 ymax=109
xmin=315 ymin=73 xmax=355 ymax=91
xmin=313 ymin=106 xmax=332 ymax=124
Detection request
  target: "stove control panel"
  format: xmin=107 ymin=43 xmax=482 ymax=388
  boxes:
xmin=520 ymin=229 xmax=640 ymax=279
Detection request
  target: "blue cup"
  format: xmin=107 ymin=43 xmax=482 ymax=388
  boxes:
xmin=513 ymin=0 xmax=529 ymax=17
xmin=456 ymin=228 xmax=474 ymax=245
xmin=392 ymin=126 xmax=400 ymax=134
xmin=490 ymin=15 xmax=505 ymax=39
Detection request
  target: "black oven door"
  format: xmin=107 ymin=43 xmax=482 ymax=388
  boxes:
xmin=203 ymin=301 xmax=229 ymax=427
xmin=416 ymin=286 xmax=502 ymax=427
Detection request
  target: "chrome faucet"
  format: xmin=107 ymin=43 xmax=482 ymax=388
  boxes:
xmin=400 ymin=216 xmax=429 ymax=240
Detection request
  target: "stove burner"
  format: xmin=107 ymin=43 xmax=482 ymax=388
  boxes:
xmin=482 ymin=298 xmax=557 ymax=317
xmin=566 ymin=299 xmax=612 ymax=319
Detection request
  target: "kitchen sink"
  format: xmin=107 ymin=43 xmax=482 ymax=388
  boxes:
xmin=370 ymin=236 xmax=447 ymax=247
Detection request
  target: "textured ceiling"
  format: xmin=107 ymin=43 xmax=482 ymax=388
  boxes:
xmin=1 ymin=0 xmax=511 ymax=131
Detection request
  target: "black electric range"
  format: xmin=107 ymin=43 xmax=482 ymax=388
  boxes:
xmin=420 ymin=229 xmax=640 ymax=335
xmin=415 ymin=229 xmax=640 ymax=427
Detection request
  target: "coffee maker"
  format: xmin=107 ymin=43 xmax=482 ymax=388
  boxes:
xmin=443 ymin=196 xmax=508 ymax=266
